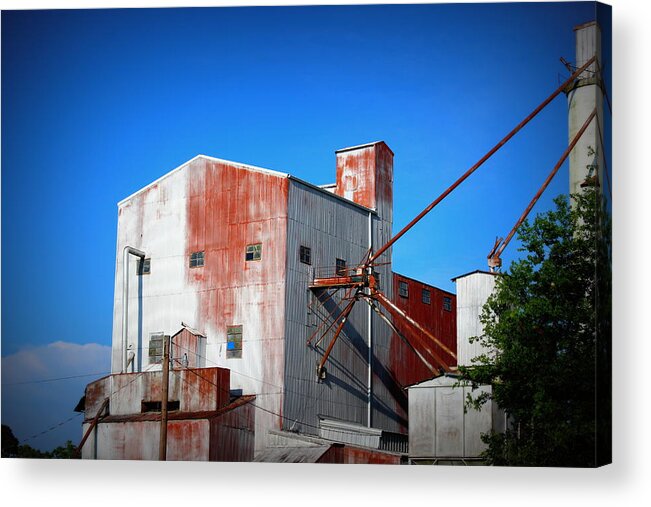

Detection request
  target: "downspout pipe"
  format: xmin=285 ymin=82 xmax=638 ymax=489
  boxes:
xmin=367 ymin=210 xmax=373 ymax=428
xmin=122 ymin=246 xmax=145 ymax=373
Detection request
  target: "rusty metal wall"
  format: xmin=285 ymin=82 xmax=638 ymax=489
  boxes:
xmin=209 ymin=397 xmax=255 ymax=461
xmin=108 ymin=144 xmax=415 ymax=457
xmin=85 ymin=419 xmax=211 ymax=461
xmin=83 ymin=367 xmax=230 ymax=417
xmin=390 ymin=273 xmax=457 ymax=387
xmin=112 ymin=156 xmax=289 ymax=453
xmin=317 ymin=445 xmax=403 ymax=464
xmin=171 ymin=328 xmax=206 ymax=368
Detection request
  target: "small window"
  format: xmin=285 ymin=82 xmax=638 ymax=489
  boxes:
xmin=422 ymin=288 xmax=431 ymax=305
xmin=227 ymin=325 xmax=243 ymax=359
xmin=335 ymin=258 xmax=347 ymax=276
xmin=189 ymin=251 xmax=205 ymax=268
xmin=399 ymin=281 xmax=409 ymax=298
xmin=137 ymin=258 xmax=151 ymax=275
xmin=141 ymin=400 xmax=180 ymax=413
xmin=443 ymin=296 xmax=452 ymax=312
xmin=149 ymin=334 xmax=165 ymax=364
xmin=300 ymin=245 xmax=311 ymax=265
xmin=246 ymin=243 xmax=262 ymax=262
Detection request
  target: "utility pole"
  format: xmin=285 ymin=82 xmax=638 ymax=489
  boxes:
xmin=159 ymin=335 xmax=170 ymax=461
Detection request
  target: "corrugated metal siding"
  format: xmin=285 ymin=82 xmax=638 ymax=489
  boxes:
xmin=112 ymin=156 xmax=289 ymax=453
xmin=390 ymin=274 xmax=457 ymax=387
xmin=185 ymin=157 xmax=288 ymax=454
xmin=171 ymin=328 xmax=206 ymax=368
xmin=209 ymin=398 xmax=255 ymax=461
xmin=91 ymin=419 xmax=211 ymax=461
xmin=112 ymin=163 xmax=195 ymax=374
xmin=455 ymin=272 xmax=496 ymax=367
xmin=284 ymin=180 xmax=371 ymax=432
xmin=283 ymin=174 xmax=402 ymax=436
xmin=254 ymin=446 xmax=331 ymax=463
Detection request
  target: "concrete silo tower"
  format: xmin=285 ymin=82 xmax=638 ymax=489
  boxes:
xmin=566 ymin=21 xmax=605 ymax=195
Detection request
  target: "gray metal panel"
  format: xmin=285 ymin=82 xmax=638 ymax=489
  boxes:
xmin=407 ymin=378 xmax=496 ymax=460
xmin=463 ymin=385 xmax=491 ymax=457
xmin=283 ymin=180 xmax=400 ymax=436
xmin=455 ymin=272 xmax=496 ymax=367
xmin=435 ymin=385 xmax=464 ymax=457
xmin=407 ymin=385 xmax=437 ymax=457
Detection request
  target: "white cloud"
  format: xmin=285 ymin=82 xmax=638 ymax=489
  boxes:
xmin=1 ymin=341 xmax=111 ymax=452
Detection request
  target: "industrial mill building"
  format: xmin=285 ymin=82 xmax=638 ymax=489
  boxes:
xmin=80 ymin=141 xmax=457 ymax=461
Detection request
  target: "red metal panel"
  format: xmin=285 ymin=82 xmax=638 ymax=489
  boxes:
xmin=186 ymin=158 xmax=290 ymax=434
xmin=317 ymin=445 xmax=403 ymax=464
xmin=390 ymin=273 xmax=457 ymax=387
xmin=166 ymin=419 xmax=210 ymax=461
xmin=177 ymin=367 xmax=230 ymax=411
xmin=334 ymin=142 xmax=393 ymax=216
xmin=335 ymin=146 xmax=377 ymax=209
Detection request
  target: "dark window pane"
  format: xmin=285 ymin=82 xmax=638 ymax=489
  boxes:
xmin=300 ymin=246 xmax=311 ymax=265
xmin=443 ymin=296 xmax=452 ymax=312
xmin=190 ymin=251 xmax=204 ymax=268
xmin=335 ymin=258 xmax=346 ymax=276
xmin=246 ymin=244 xmax=262 ymax=262
xmin=399 ymin=281 xmax=409 ymax=298
xmin=422 ymin=289 xmax=431 ymax=304
xmin=149 ymin=334 xmax=164 ymax=364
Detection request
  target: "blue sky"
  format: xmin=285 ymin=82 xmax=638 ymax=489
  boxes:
xmin=1 ymin=2 xmax=609 ymax=451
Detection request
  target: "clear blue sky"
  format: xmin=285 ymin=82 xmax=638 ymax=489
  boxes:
xmin=1 ymin=2 xmax=609 ymax=450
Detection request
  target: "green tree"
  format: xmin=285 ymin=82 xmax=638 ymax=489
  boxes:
xmin=1 ymin=425 xmax=80 ymax=459
xmin=1 ymin=425 xmax=49 ymax=458
xmin=49 ymin=440 xmax=79 ymax=459
xmin=461 ymin=188 xmax=611 ymax=467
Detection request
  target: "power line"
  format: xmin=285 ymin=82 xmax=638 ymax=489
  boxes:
xmin=20 ymin=413 xmax=83 ymax=445
xmin=171 ymin=339 xmax=374 ymax=412
xmin=20 ymin=368 xmax=152 ymax=445
xmin=5 ymin=371 xmax=111 ymax=386
xmin=173 ymin=366 xmax=324 ymax=434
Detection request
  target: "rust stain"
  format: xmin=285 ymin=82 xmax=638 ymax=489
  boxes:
xmin=186 ymin=158 xmax=289 ymax=431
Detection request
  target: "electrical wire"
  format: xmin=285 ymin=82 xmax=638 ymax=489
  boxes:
xmin=20 ymin=413 xmax=83 ymax=445
xmin=173 ymin=366 xmax=323 ymax=434
xmin=20 ymin=368 xmax=154 ymax=446
xmin=5 ymin=371 xmax=111 ymax=386
xmin=171 ymin=339 xmax=372 ymax=412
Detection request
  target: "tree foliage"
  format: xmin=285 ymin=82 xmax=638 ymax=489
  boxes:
xmin=460 ymin=188 xmax=611 ymax=467
xmin=1 ymin=424 xmax=79 ymax=459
